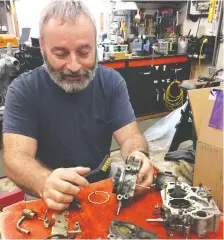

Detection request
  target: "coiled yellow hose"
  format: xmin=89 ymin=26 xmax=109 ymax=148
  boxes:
xmin=165 ymin=80 xmax=184 ymax=110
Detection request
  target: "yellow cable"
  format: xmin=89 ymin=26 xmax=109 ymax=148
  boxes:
xmin=165 ymin=81 xmax=184 ymax=110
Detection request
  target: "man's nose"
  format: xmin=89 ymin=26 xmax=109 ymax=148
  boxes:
xmin=66 ymin=54 xmax=81 ymax=72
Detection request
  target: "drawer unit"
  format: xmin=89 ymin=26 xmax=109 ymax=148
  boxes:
xmin=100 ymin=55 xmax=191 ymax=117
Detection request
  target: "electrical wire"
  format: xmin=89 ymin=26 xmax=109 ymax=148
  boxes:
xmin=165 ymin=80 xmax=184 ymax=111
xmin=196 ymin=13 xmax=202 ymax=38
xmin=199 ymin=38 xmax=208 ymax=75
xmin=199 ymin=43 xmax=205 ymax=75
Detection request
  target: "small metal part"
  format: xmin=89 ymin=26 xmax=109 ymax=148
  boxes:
xmin=44 ymin=218 xmax=52 ymax=228
xmin=108 ymin=220 xmax=159 ymax=239
xmin=71 ymin=221 xmax=82 ymax=234
xmin=166 ymin=232 xmax=174 ymax=238
xmin=51 ymin=213 xmax=68 ymax=237
xmin=16 ymin=209 xmax=37 ymax=234
xmin=17 ymin=216 xmax=30 ymax=234
xmin=116 ymin=201 xmax=122 ymax=216
xmin=184 ymin=224 xmax=190 ymax=239
xmin=88 ymin=191 xmax=111 ymax=205
xmin=146 ymin=218 xmax=165 ymax=222
xmin=136 ymin=184 xmax=151 ymax=189
xmin=39 ymin=208 xmax=53 ymax=228
xmin=155 ymin=203 xmax=162 ymax=209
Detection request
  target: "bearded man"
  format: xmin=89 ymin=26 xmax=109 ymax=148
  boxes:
xmin=2 ymin=0 xmax=153 ymax=211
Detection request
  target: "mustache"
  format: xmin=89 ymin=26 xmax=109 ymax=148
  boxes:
xmin=62 ymin=69 xmax=90 ymax=77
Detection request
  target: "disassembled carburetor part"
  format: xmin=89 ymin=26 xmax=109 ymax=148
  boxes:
xmin=16 ymin=208 xmax=53 ymax=234
xmin=108 ymin=220 xmax=159 ymax=239
xmin=47 ymin=211 xmax=82 ymax=239
xmin=147 ymin=181 xmax=220 ymax=238
xmin=16 ymin=209 xmax=37 ymax=234
xmin=112 ymin=156 xmax=141 ymax=215
xmin=154 ymin=171 xmax=177 ymax=190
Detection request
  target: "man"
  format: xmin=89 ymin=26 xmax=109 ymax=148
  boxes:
xmin=3 ymin=0 xmax=153 ymax=211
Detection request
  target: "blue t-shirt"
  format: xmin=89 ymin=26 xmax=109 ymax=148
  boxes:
xmin=3 ymin=65 xmax=136 ymax=181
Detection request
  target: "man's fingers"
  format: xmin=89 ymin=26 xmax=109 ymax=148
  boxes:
xmin=135 ymin=176 xmax=153 ymax=195
xmin=52 ymin=179 xmax=80 ymax=195
xmin=138 ymin=158 xmax=152 ymax=181
xmin=46 ymin=188 xmax=75 ymax=203
xmin=45 ymin=198 xmax=69 ymax=211
xmin=55 ymin=168 xmax=90 ymax=187
xmin=73 ymin=167 xmax=91 ymax=176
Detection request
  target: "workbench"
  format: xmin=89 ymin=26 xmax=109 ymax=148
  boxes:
xmin=0 ymin=179 xmax=223 ymax=239
xmin=100 ymin=54 xmax=191 ymax=118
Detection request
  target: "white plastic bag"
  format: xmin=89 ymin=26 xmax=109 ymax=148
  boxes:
xmin=144 ymin=102 xmax=188 ymax=151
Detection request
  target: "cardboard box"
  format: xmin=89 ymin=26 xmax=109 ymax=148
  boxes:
xmin=189 ymin=87 xmax=223 ymax=210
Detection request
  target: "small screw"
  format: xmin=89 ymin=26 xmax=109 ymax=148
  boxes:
xmin=155 ymin=203 xmax=161 ymax=209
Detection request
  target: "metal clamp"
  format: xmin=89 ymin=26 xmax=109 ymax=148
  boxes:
xmin=88 ymin=191 xmax=111 ymax=205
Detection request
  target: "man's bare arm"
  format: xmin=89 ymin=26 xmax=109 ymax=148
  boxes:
xmin=113 ymin=121 xmax=148 ymax=160
xmin=3 ymin=133 xmax=90 ymax=210
xmin=3 ymin=133 xmax=51 ymax=198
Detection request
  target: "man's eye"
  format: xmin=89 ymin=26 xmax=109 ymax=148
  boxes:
xmin=54 ymin=52 xmax=68 ymax=58
xmin=79 ymin=52 xmax=89 ymax=57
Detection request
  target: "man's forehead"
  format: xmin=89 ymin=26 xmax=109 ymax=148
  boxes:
xmin=43 ymin=16 xmax=96 ymax=48
xmin=51 ymin=44 xmax=91 ymax=51
xmin=43 ymin=15 xmax=95 ymax=34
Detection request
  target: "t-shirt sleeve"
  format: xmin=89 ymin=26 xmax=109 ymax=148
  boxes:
xmin=109 ymin=70 xmax=136 ymax=132
xmin=2 ymin=76 xmax=39 ymax=140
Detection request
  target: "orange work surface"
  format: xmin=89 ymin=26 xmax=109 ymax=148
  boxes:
xmin=1 ymin=179 xmax=223 ymax=239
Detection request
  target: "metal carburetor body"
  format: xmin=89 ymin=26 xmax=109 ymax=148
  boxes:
xmin=155 ymin=182 xmax=220 ymax=238
xmin=112 ymin=156 xmax=141 ymax=215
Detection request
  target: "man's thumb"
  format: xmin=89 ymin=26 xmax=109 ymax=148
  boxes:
xmin=74 ymin=167 xmax=91 ymax=175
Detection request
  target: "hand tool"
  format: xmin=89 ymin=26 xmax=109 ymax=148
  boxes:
xmin=83 ymin=154 xmax=112 ymax=180
xmin=70 ymin=154 xmax=112 ymax=209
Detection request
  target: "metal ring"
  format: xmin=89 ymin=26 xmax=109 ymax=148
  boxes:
xmin=88 ymin=191 xmax=111 ymax=205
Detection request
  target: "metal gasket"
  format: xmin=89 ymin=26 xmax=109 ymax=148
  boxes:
xmin=88 ymin=191 xmax=111 ymax=205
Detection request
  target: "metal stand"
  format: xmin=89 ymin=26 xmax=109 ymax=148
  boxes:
xmin=164 ymin=100 xmax=196 ymax=163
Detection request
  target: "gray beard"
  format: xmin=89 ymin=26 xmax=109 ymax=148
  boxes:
xmin=43 ymin=52 xmax=97 ymax=93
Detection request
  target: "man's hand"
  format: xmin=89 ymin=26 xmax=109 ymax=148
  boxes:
xmin=42 ymin=167 xmax=90 ymax=210
xmin=129 ymin=151 xmax=153 ymax=195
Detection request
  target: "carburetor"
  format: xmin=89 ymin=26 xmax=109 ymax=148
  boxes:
xmin=112 ymin=156 xmax=141 ymax=215
xmin=147 ymin=181 xmax=221 ymax=238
